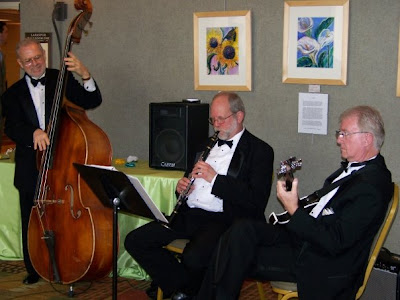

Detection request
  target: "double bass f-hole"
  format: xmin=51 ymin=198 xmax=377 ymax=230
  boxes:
xmin=65 ymin=184 xmax=81 ymax=219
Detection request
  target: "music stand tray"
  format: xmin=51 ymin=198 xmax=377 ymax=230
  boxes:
xmin=73 ymin=163 xmax=169 ymax=300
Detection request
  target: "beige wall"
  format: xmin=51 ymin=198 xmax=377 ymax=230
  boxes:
xmin=20 ymin=0 xmax=400 ymax=252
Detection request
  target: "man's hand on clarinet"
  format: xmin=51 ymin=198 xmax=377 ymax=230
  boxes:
xmin=192 ymin=161 xmax=217 ymax=183
xmin=176 ymin=177 xmax=192 ymax=194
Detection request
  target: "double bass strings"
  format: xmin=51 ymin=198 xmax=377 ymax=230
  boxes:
xmin=34 ymin=33 xmax=73 ymax=208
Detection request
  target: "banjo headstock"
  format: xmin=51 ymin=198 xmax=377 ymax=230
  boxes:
xmin=277 ymin=157 xmax=302 ymax=191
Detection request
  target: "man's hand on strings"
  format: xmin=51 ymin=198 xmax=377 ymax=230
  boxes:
xmin=33 ymin=129 xmax=50 ymax=151
xmin=64 ymin=52 xmax=90 ymax=79
xmin=277 ymin=178 xmax=300 ymax=215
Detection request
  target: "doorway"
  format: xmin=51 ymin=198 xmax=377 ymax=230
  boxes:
xmin=0 ymin=5 xmax=20 ymax=88
xmin=0 ymin=3 xmax=19 ymax=153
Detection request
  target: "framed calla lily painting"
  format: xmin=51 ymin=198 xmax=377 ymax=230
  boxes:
xmin=194 ymin=10 xmax=252 ymax=91
xmin=282 ymin=0 xmax=349 ymax=85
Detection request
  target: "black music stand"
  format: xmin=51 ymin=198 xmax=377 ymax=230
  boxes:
xmin=73 ymin=163 xmax=168 ymax=300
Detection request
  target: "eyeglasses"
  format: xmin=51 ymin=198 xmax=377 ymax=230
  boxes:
xmin=335 ymin=130 xmax=369 ymax=139
xmin=22 ymin=54 xmax=43 ymax=66
xmin=208 ymin=113 xmax=236 ymax=125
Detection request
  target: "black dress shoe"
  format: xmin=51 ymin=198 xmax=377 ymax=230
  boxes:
xmin=23 ymin=274 xmax=40 ymax=284
xmin=146 ymin=284 xmax=157 ymax=298
xmin=146 ymin=283 xmax=173 ymax=299
xmin=171 ymin=291 xmax=193 ymax=300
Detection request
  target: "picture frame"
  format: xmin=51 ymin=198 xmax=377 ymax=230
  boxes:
xmin=25 ymin=32 xmax=52 ymax=67
xmin=397 ymin=25 xmax=400 ymax=97
xmin=282 ymin=0 xmax=349 ymax=85
xmin=193 ymin=10 xmax=252 ymax=91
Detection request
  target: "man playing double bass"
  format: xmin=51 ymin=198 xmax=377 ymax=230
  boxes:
xmin=1 ymin=38 xmax=102 ymax=285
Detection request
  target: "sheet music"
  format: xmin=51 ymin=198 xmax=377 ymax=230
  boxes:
xmin=85 ymin=164 xmax=169 ymax=223
xmin=125 ymin=175 xmax=169 ymax=223
xmin=86 ymin=164 xmax=117 ymax=171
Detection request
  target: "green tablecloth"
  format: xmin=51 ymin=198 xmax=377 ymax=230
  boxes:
xmin=0 ymin=159 xmax=183 ymax=280
xmin=114 ymin=161 xmax=183 ymax=279
xmin=0 ymin=159 xmax=21 ymax=260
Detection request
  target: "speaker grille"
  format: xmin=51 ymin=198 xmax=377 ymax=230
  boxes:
xmin=154 ymin=128 xmax=185 ymax=163
xmin=149 ymin=102 xmax=209 ymax=170
xmin=361 ymin=267 xmax=399 ymax=299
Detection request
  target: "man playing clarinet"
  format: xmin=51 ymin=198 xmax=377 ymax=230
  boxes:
xmin=124 ymin=91 xmax=274 ymax=300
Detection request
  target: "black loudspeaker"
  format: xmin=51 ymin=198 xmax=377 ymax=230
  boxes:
xmin=361 ymin=267 xmax=399 ymax=299
xmin=149 ymin=102 xmax=209 ymax=170
xmin=362 ymin=248 xmax=400 ymax=300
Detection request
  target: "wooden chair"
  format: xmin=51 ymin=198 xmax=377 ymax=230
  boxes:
xmin=156 ymin=239 xmax=188 ymax=300
xmin=156 ymin=239 xmax=266 ymax=300
xmin=269 ymin=183 xmax=399 ymax=300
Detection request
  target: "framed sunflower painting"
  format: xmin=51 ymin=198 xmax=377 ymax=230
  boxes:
xmin=194 ymin=10 xmax=251 ymax=91
xmin=282 ymin=0 xmax=349 ymax=85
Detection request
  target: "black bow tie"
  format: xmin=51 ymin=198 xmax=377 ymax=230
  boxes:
xmin=28 ymin=75 xmax=46 ymax=87
xmin=217 ymin=139 xmax=233 ymax=148
xmin=341 ymin=161 xmax=367 ymax=172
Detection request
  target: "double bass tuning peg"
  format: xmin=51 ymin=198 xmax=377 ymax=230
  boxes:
xmin=83 ymin=21 xmax=93 ymax=35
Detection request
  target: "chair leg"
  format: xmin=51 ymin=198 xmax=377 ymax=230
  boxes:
xmin=256 ymin=281 xmax=266 ymax=300
xmin=281 ymin=292 xmax=298 ymax=300
xmin=156 ymin=287 xmax=163 ymax=300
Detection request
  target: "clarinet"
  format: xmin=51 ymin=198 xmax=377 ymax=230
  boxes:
xmin=168 ymin=131 xmax=220 ymax=225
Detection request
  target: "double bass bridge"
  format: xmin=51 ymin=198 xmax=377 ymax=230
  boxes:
xmin=34 ymin=199 xmax=65 ymax=205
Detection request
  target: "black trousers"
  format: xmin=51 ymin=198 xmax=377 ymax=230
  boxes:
xmin=195 ymin=219 xmax=297 ymax=300
xmin=124 ymin=207 xmax=231 ymax=295
xmin=18 ymin=189 xmax=39 ymax=277
xmin=195 ymin=219 xmax=361 ymax=300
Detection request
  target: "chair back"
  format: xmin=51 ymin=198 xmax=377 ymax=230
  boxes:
xmin=355 ymin=183 xmax=399 ymax=299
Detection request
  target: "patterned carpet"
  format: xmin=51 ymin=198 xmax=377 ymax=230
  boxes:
xmin=0 ymin=260 xmax=278 ymax=299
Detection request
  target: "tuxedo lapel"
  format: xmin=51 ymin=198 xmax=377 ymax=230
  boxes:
xmin=18 ymin=79 xmax=40 ymax=128
xmin=323 ymin=167 xmax=343 ymax=187
xmin=227 ymin=130 xmax=249 ymax=178
xmin=44 ymin=69 xmax=57 ymax=127
xmin=227 ymin=148 xmax=244 ymax=178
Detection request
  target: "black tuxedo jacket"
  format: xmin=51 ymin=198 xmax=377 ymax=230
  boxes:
xmin=182 ymin=129 xmax=274 ymax=222
xmin=287 ymin=154 xmax=392 ymax=299
xmin=1 ymin=68 xmax=102 ymax=192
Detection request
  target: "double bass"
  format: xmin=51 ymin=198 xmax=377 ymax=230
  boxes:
xmin=27 ymin=0 xmax=113 ymax=284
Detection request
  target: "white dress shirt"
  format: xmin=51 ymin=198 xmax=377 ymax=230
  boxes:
xmin=186 ymin=128 xmax=245 ymax=212
xmin=26 ymin=75 xmax=46 ymax=130
xmin=26 ymin=73 xmax=96 ymax=130
xmin=308 ymin=159 xmax=375 ymax=218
